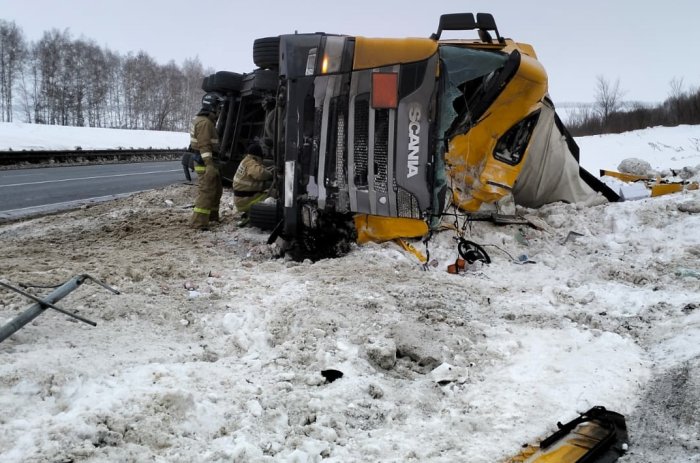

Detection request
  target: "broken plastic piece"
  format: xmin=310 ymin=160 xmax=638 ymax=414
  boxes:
xmin=447 ymin=258 xmax=467 ymax=274
xmin=506 ymin=406 xmax=628 ymax=463
xmin=561 ymin=231 xmax=584 ymax=245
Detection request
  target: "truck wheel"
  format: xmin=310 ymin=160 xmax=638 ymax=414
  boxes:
xmin=253 ymin=37 xmax=280 ymax=70
xmin=250 ymin=68 xmax=278 ymax=91
xmin=249 ymin=202 xmax=280 ymax=231
xmin=202 ymin=71 xmax=243 ymax=93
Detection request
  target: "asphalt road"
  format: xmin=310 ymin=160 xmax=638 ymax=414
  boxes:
xmin=0 ymin=161 xmax=189 ymax=221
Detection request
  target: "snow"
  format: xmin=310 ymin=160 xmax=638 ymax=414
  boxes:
xmin=1 ymin=122 xmax=700 ymax=462
xmin=0 ymin=121 xmax=188 ymax=151
xmin=577 ymin=124 xmax=700 ymax=176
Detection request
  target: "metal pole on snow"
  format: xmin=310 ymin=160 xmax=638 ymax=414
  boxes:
xmin=0 ymin=274 xmax=118 ymax=343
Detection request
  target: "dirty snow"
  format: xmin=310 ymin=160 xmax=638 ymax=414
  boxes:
xmin=1 ymin=122 xmax=700 ymax=462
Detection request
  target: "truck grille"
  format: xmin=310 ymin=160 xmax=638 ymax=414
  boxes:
xmin=348 ymin=80 xmax=420 ymax=218
xmin=397 ymin=187 xmax=420 ymax=218
xmin=374 ymin=109 xmax=389 ymax=194
xmin=335 ymin=107 xmax=349 ymax=211
xmin=354 ymin=99 xmax=369 ymax=188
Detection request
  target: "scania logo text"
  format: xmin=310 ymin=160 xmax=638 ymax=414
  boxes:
xmin=407 ymin=103 xmax=421 ymax=178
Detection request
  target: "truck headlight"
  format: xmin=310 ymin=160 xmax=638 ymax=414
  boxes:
xmin=321 ymin=36 xmax=345 ymax=74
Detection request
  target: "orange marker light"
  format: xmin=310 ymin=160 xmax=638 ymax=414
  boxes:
xmin=372 ymin=72 xmax=398 ymax=109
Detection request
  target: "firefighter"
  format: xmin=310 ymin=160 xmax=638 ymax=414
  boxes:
xmin=232 ymin=143 xmax=273 ymax=225
xmin=190 ymin=92 xmax=224 ymax=230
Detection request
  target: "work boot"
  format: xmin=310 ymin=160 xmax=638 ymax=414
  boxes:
xmin=191 ymin=211 xmax=210 ymax=230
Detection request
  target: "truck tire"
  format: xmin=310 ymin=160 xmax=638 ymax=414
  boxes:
xmin=243 ymin=68 xmax=278 ymax=92
xmin=202 ymin=71 xmax=243 ymax=93
xmin=249 ymin=202 xmax=280 ymax=231
xmin=253 ymin=37 xmax=280 ymax=70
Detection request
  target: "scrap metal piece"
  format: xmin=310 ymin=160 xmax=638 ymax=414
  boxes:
xmin=0 ymin=274 xmax=117 ymax=343
xmin=0 ymin=281 xmax=96 ymax=326
xmin=81 ymin=274 xmax=120 ymax=294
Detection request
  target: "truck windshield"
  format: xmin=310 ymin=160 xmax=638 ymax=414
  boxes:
xmin=437 ymin=46 xmax=508 ymax=141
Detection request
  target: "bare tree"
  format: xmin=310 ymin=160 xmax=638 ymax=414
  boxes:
xmin=0 ymin=20 xmax=27 ymax=122
xmin=666 ymin=77 xmax=686 ymax=125
xmin=594 ymin=75 xmax=625 ymax=128
xmin=79 ymin=40 xmax=109 ymax=127
xmin=34 ymin=29 xmax=72 ymax=124
xmin=122 ymin=51 xmax=158 ymax=129
xmin=181 ymin=57 xmax=206 ymax=129
xmin=16 ymin=45 xmax=42 ymax=123
xmin=152 ymin=61 xmax=186 ymax=131
xmin=2 ymin=20 xmax=207 ymax=131
xmin=104 ymin=49 xmax=124 ymax=128
xmin=668 ymin=77 xmax=684 ymax=100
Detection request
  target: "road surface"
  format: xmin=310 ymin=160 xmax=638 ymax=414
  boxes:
xmin=0 ymin=161 xmax=189 ymax=221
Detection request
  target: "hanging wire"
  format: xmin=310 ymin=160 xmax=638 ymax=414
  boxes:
xmin=18 ymin=282 xmax=63 ymax=289
xmin=482 ymin=243 xmax=518 ymax=262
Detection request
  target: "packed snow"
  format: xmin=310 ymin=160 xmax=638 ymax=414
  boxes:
xmin=0 ymin=121 xmax=188 ymax=151
xmin=1 ymin=122 xmax=699 ymax=462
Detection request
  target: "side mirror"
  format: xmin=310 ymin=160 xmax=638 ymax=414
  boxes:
xmin=430 ymin=13 xmax=477 ymax=40
xmin=430 ymin=12 xmax=505 ymax=44
xmin=476 ymin=13 xmax=505 ymax=44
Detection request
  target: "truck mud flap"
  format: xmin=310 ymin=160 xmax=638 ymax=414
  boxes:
xmin=507 ymin=406 xmax=628 ymax=463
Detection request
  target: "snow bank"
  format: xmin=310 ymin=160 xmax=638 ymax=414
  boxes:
xmin=0 ymin=121 xmax=188 ymax=151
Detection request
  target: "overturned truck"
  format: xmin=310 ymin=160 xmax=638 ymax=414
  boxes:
xmin=205 ymin=13 xmax=617 ymax=258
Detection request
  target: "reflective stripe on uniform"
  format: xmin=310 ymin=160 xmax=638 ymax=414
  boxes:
xmin=201 ymin=152 xmax=212 ymax=159
xmin=189 ymin=135 xmax=217 ymax=148
xmin=194 ymin=165 xmax=206 ymax=173
xmin=193 ymin=207 xmax=211 ymax=215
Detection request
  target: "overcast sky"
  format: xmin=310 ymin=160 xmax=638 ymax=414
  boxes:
xmin=2 ymin=0 xmax=699 ymax=104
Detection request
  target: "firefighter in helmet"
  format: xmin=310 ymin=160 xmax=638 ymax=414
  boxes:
xmin=190 ymin=91 xmax=224 ymax=230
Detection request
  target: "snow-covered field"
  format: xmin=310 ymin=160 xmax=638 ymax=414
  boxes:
xmin=1 ymin=122 xmax=700 ymax=462
xmin=0 ymin=121 xmax=188 ymax=151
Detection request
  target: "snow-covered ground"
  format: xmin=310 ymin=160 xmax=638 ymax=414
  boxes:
xmin=0 ymin=121 xmax=188 ymax=151
xmin=577 ymin=125 xmax=700 ymax=177
xmin=1 ymin=122 xmax=699 ymax=462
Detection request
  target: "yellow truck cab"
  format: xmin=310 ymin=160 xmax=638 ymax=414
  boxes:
xmin=205 ymin=12 xmax=617 ymax=258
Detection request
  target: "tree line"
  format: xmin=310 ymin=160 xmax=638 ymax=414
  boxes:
xmin=566 ymin=76 xmax=700 ymax=136
xmin=3 ymin=19 xmax=699 ymax=137
xmin=0 ymin=19 xmax=207 ymax=132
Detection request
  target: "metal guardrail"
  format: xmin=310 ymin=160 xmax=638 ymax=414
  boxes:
xmin=0 ymin=149 xmax=188 ymax=166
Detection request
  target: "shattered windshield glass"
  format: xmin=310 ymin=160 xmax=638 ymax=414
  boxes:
xmin=437 ymin=46 xmax=508 ymax=140
xmin=430 ymin=46 xmax=508 ymax=222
